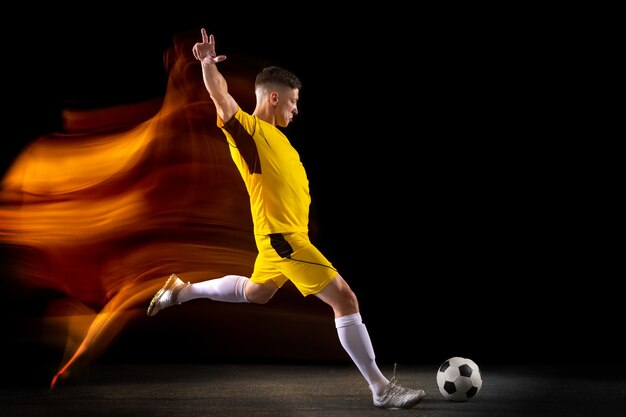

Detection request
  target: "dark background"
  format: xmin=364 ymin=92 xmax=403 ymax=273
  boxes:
xmin=1 ymin=7 xmax=618 ymax=386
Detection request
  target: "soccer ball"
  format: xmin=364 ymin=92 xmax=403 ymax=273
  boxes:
xmin=436 ymin=357 xmax=482 ymax=401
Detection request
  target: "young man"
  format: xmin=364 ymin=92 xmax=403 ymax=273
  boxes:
xmin=147 ymin=28 xmax=425 ymax=410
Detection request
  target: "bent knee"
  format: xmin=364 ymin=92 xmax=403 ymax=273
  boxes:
xmin=338 ymin=288 xmax=359 ymax=311
xmin=335 ymin=275 xmax=359 ymax=304
xmin=247 ymin=294 xmax=272 ymax=304
xmin=317 ymin=275 xmax=360 ymax=315
xmin=245 ymin=281 xmax=278 ymax=304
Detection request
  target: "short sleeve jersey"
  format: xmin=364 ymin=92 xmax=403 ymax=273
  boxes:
xmin=218 ymin=108 xmax=310 ymax=235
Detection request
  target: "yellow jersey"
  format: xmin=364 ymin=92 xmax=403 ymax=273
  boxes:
xmin=218 ymin=108 xmax=310 ymax=235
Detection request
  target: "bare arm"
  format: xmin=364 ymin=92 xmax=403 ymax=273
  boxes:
xmin=192 ymin=28 xmax=239 ymax=122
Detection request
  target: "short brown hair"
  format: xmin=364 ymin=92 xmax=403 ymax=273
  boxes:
xmin=255 ymin=66 xmax=301 ymax=90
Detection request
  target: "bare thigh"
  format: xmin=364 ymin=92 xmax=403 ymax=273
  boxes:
xmin=314 ymin=274 xmax=359 ymax=318
xmin=245 ymin=280 xmax=279 ymax=304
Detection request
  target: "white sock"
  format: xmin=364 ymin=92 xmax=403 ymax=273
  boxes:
xmin=178 ymin=275 xmax=250 ymax=303
xmin=335 ymin=312 xmax=389 ymax=396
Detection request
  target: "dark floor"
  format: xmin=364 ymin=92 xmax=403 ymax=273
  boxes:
xmin=1 ymin=362 xmax=624 ymax=417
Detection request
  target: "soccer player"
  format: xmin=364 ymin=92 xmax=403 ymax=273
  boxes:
xmin=147 ymin=28 xmax=425 ymax=410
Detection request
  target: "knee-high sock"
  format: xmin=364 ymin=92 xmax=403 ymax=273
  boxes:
xmin=178 ymin=275 xmax=250 ymax=303
xmin=335 ymin=313 xmax=389 ymax=396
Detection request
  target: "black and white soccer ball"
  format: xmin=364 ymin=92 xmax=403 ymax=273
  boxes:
xmin=436 ymin=357 xmax=482 ymax=401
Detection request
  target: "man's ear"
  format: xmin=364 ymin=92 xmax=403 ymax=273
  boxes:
xmin=270 ymin=92 xmax=279 ymax=105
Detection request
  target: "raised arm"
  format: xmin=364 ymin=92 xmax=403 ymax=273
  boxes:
xmin=192 ymin=28 xmax=239 ymax=123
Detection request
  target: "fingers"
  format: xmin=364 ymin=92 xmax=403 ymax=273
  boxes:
xmin=193 ymin=28 xmax=223 ymax=62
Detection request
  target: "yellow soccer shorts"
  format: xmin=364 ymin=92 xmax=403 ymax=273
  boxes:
xmin=251 ymin=232 xmax=338 ymax=296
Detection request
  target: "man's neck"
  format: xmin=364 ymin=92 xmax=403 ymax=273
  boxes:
xmin=252 ymin=105 xmax=275 ymax=126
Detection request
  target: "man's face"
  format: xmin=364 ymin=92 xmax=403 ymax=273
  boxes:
xmin=276 ymin=88 xmax=299 ymax=127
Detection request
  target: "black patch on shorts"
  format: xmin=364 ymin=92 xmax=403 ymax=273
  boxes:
xmin=269 ymin=233 xmax=293 ymax=259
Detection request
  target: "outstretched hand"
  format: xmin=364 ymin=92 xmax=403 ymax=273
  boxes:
xmin=192 ymin=28 xmax=227 ymax=64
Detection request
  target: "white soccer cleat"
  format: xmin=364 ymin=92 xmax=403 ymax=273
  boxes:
xmin=373 ymin=377 xmax=426 ymax=410
xmin=146 ymin=274 xmax=189 ymax=316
